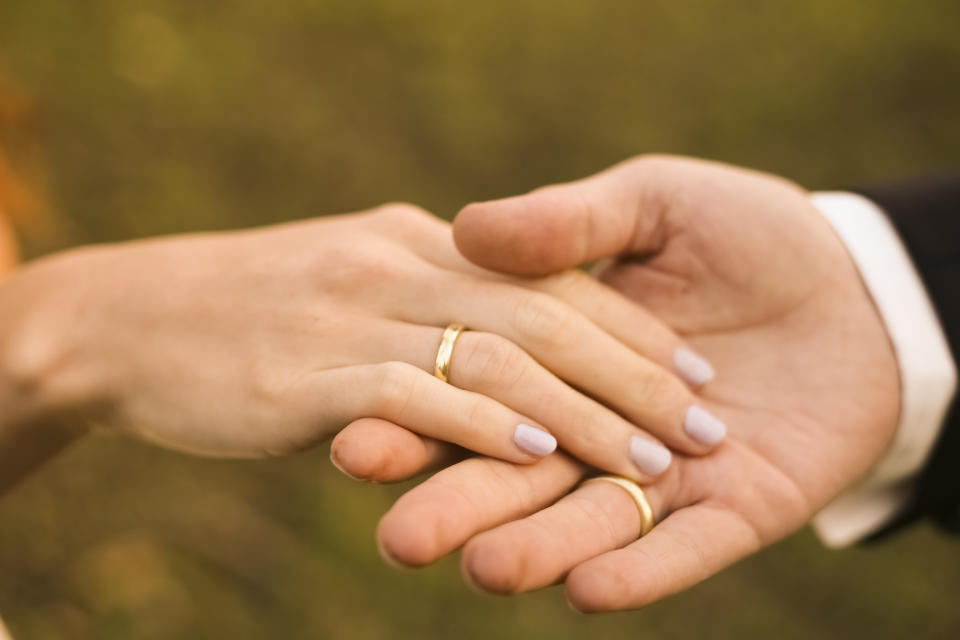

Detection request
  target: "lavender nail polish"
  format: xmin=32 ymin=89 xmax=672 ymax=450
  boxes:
xmin=514 ymin=424 xmax=557 ymax=456
xmin=684 ymin=406 xmax=727 ymax=446
xmin=673 ymin=346 xmax=715 ymax=386
xmin=629 ymin=436 xmax=672 ymax=476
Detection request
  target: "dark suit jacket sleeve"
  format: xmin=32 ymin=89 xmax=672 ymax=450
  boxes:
xmin=856 ymin=174 xmax=960 ymax=537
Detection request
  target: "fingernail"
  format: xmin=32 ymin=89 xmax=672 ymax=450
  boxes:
xmin=673 ymin=346 xmax=715 ymax=386
xmin=329 ymin=452 xmax=367 ymax=483
xmin=684 ymin=406 xmax=727 ymax=446
xmin=514 ymin=424 xmax=557 ymax=456
xmin=629 ymin=436 xmax=672 ymax=476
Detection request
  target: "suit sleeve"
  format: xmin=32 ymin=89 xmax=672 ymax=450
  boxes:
xmin=855 ymin=175 xmax=960 ymax=536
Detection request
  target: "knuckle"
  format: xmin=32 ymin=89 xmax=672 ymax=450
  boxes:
xmin=569 ymin=492 xmax=626 ymax=547
xmin=3 ymin=330 xmax=60 ymax=397
xmin=626 ymin=153 xmax=676 ymax=172
xmin=632 ymin=367 xmax=689 ymax=417
xmin=539 ymin=268 xmax=592 ymax=298
xmin=370 ymin=202 xmax=435 ymax=227
xmin=247 ymin=363 xmax=296 ymax=406
xmin=464 ymin=395 xmax=500 ymax=439
xmin=371 ymin=361 xmax=420 ymax=418
xmin=455 ymin=333 xmax=527 ymax=389
xmin=511 ymin=293 xmax=577 ymax=349
xmin=319 ymin=240 xmax=422 ymax=291
xmin=3 ymin=313 xmax=97 ymax=411
xmin=477 ymin=457 xmax=536 ymax=506
xmin=552 ymin=406 xmax=607 ymax=455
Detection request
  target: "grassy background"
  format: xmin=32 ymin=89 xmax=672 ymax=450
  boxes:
xmin=1 ymin=1 xmax=959 ymax=638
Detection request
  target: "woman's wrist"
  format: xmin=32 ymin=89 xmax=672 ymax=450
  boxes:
xmin=0 ymin=248 xmax=93 ymax=492
xmin=0 ymin=214 xmax=18 ymax=274
xmin=0 ymin=252 xmax=106 ymax=433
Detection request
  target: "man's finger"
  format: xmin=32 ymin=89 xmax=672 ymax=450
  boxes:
xmin=376 ymin=453 xmax=585 ymax=567
xmin=460 ymin=476 xmax=672 ymax=595
xmin=564 ymin=501 xmax=762 ymax=612
xmin=453 ymin=155 xmax=683 ymax=276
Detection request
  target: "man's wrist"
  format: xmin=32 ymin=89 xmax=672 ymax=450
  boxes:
xmin=810 ymin=191 xmax=958 ymax=546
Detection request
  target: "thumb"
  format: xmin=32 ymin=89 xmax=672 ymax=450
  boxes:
xmin=453 ymin=156 xmax=676 ymax=276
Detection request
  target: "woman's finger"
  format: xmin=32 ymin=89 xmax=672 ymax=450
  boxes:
xmin=377 ymin=453 xmax=585 ymax=567
xmin=373 ymin=211 xmax=714 ymax=388
xmin=330 ymin=418 xmax=461 ymax=483
xmin=325 ymin=362 xmax=560 ymax=465
xmin=397 ymin=276 xmax=728 ymax=456
xmin=343 ymin=319 xmax=674 ymax=481
xmin=523 ymin=269 xmax=715 ymax=386
xmin=447 ymin=331 xmax=674 ymax=481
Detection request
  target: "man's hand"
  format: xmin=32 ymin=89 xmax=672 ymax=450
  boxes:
xmin=338 ymin=155 xmax=900 ymax=611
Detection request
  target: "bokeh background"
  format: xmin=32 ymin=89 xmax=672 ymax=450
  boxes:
xmin=1 ymin=1 xmax=959 ymax=638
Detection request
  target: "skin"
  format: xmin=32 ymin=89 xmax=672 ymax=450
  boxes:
xmin=0 ymin=202 xmax=725 ymax=494
xmin=0 ymin=210 xmax=16 ymax=272
xmin=333 ymin=156 xmax=901 ymax=611
xmin=0 ymin=210 xmax=86 ymax=493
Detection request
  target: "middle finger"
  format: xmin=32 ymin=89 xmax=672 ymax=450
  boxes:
xmin=396 ymin=274 xmax=728 ymax=456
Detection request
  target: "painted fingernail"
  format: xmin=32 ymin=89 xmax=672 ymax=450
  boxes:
xmin=673 ymin=346 xmax=715 ymax=385
xmin=514 ymin=424 xmax=557 ymax=456
xmin=629 ymin=436 xmax=672 ymax=476
xmin=684 ymin=406 xmax=727 ymax=446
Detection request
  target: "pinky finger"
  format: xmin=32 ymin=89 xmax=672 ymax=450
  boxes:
xmin=330 ymin=418 xmax=462 ymax=483
xmin=329 ymin=362 xmax=559 ymax=465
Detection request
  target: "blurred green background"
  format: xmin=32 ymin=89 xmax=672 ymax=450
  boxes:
xmin=1 ymin=1 xmax=959 ymax=638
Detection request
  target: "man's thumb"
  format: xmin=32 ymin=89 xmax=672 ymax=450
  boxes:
xmin=452 ymin=157 xmax=671 ymax=277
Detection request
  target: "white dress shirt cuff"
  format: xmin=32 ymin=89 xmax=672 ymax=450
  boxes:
xmin=808 ymin=192 xmax=957 ymax=547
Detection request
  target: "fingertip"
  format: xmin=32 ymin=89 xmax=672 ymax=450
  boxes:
xmin=329 ymin=430 xmax=396 ymax=482
xmin=376 ymin=505 xmax=443 ymax=568
xmin=453 ymin=194 xmax=579 ymax=276
xmin=330 ymin=418 xmax=433 ymax=483
xmin=461 ymin=534 xmax=527 ymax=595
xmin=453 ymin=200 xmax=521 ymax=273
xmin=329 ymin=441 xmax=367 ymax=482
xmin=683 ymin=406 xmax=727 ymax=449
xmin=628 ymin=436 xmax=672 ymax=477
xmin=672 ymin=346 xmax=716 ymax=387
xmin=565 ymin=564 xmax=634 ymax=613
xmin=513 ymin=424 xmax=557 ymax=458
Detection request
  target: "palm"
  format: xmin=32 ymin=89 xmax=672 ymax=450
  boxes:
xmin=594 ymin=165 xmax=899 ymax=545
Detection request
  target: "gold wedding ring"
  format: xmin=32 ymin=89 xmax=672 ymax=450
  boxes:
xmin=581 ymin=475 xmax=655 ymax=538
xmin=434 ymin=323 xmax=468 ymax=382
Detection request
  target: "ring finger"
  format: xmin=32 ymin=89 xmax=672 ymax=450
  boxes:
xmin=460 ymin=468 xmax=686 ymax=594
xmin=348 ymin=319 xmax=676 ymax=481
xmin=395 ymin=275 xmax=728 ymax=456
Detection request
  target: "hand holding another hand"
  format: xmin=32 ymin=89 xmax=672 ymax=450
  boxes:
xmin=337 ymin=156 xmax=901 ymax=611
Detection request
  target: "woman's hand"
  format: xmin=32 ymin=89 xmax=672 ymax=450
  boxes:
xmin=0 ymin=203 xmax=723 ymax=481
xmin=334 ymin=157 xmax=901 ymax=609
